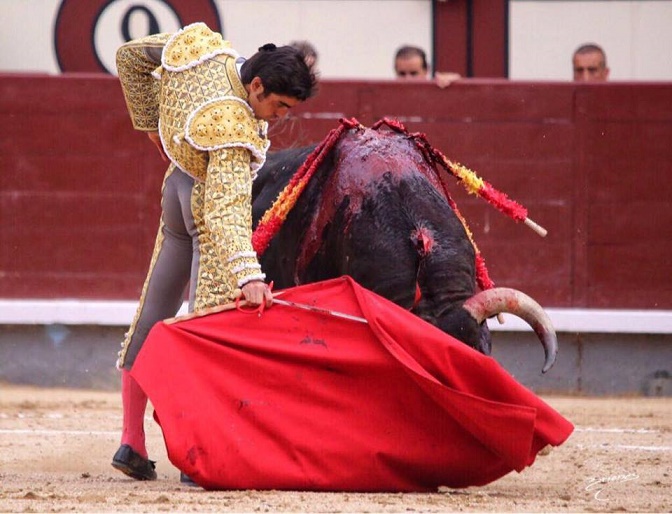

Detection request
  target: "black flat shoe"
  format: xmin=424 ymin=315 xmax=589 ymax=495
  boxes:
xmin=111 ymin=444 xmax=157 ymax=481
xmin=180 ymin=472 xmax=198 ymax=487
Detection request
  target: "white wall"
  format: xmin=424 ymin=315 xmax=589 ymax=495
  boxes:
xmin=217 ymin=0 xmax=432 ymax=80
xmin=0 ymin=0 xmax=432 ymax=79
xmin=0 ymin=1 xmax=62 ymax=73
xmin=1 ymin=0 xmax=671 ymax=80
xmin=509 ymin=0 xmax=672 ymax=81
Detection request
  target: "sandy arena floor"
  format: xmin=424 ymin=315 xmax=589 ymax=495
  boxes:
xmin=0 ymin=384 xmax=670 ymax=513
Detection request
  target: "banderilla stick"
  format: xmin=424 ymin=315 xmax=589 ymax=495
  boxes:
xmin=524 ymin=217 xmax=548 ymax=238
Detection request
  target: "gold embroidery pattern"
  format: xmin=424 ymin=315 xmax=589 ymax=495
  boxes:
xmin=192 ymin=147 xmax=262 ymax=310
xmin=159 ymin=56 xmax=247 ymax=182
xmin=162 ymin=22 xmax=233 ymax=69
xmin=116 ymin=33 xmax=170 ymax=131
xmin=186 ymin=98 xmax=269 ymax=173
xmin=117 ymin=26 xmax=268 ymax=342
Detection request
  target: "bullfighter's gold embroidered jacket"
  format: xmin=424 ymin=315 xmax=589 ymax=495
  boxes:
xmin=116 ymin=22 xmax=270 ymax=309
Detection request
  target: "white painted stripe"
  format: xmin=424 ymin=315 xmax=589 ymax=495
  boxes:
xmin=0 ymin=299 xmax=188 ymax=325
xmin=299 ymin=112 xmax=345 ymax=120
xmin=576 ymin=444 xmax=672 ymax=452
xmin=1 ymin=430 xmax=669 ymax=453
xmin=0 ymin=299 xmax=670 ymax=334
xmin=0 ymin=429 xmax=118 ymax=436
xmin=488 ymin=308 xmax=672 ymax=334
xmin=575 ymin=427 xmax=659 ymax=434
xmin=614 ymin=445 xmax=672 ymax=451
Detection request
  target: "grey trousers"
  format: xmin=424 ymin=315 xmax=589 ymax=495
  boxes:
xmin=120 ymin=166 xmax=200 ymax=370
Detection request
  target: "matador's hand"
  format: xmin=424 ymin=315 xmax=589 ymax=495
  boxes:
xmin=241 ymin=280 xmax=273 ymax=308
xmin=147 ymin=131 xmax=168 ymax=162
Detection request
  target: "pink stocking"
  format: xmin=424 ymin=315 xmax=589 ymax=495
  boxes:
xmin=120 ymin=370 xmax=149 ymax=458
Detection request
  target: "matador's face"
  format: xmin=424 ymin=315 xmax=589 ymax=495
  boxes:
xmin=247 ymin=77 xmax=301 ymax=121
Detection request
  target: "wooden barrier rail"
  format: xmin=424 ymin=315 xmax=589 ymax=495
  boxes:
xmin=1 ymin=74 xmax=671 ymax=309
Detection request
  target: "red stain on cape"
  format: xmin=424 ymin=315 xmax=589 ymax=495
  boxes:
xmin=132 ymin=276 xmax=573 ymax=492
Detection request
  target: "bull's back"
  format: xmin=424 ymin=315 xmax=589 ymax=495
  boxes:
xmin=251 ymin=132 xmax=476 ymax=312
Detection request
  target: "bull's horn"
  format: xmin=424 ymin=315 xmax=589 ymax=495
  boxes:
xmin=463 ymin=288 xmax=557 ymax=374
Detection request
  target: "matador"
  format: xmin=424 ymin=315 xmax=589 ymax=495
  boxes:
xmin=111 ymin=22 xmax=316 ymax=482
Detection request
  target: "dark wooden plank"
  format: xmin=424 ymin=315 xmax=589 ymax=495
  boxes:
xmin=588 ymin=244 xmax=672 ymax=308
xmin=2 ymin=76 xmax=671 ymax=310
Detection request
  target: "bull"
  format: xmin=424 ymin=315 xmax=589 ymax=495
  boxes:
xmin=252 ymin=118 xmax=556 ymax=373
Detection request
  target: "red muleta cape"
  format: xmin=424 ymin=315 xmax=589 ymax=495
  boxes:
xmin=132 ymin=276 xmax=573 ymax=491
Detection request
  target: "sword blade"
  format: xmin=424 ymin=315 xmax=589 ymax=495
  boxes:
xmin=164 ymin=292 xmax=368 ymax=325
xmin=272 ymin=298 xmax=368 ymax=323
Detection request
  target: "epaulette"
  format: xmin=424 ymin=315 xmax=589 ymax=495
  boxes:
xmin=185 ymin=97 xmax=269 ymax=170
xmin=162 ymin=22 xmax=238 ymax=71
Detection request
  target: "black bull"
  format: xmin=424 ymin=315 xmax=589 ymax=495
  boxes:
xmin=252 ymin=124 xmax=557 ymax=373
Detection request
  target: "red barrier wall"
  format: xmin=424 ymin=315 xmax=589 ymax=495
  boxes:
xmin=1 ymin=74 xmax=671 ymax=309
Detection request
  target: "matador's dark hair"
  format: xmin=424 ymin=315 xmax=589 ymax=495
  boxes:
xmin=241 ymin=44 xmax=318 ymax=101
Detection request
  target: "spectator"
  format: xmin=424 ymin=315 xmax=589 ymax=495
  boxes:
xmin=394 ymin=45 xmax=460 ymax=88
xmin=572 ymin=43 xmax=609 ymax=82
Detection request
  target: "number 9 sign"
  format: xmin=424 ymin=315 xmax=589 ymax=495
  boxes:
xmin=54 ymin=0 xmax=222 ymax=73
